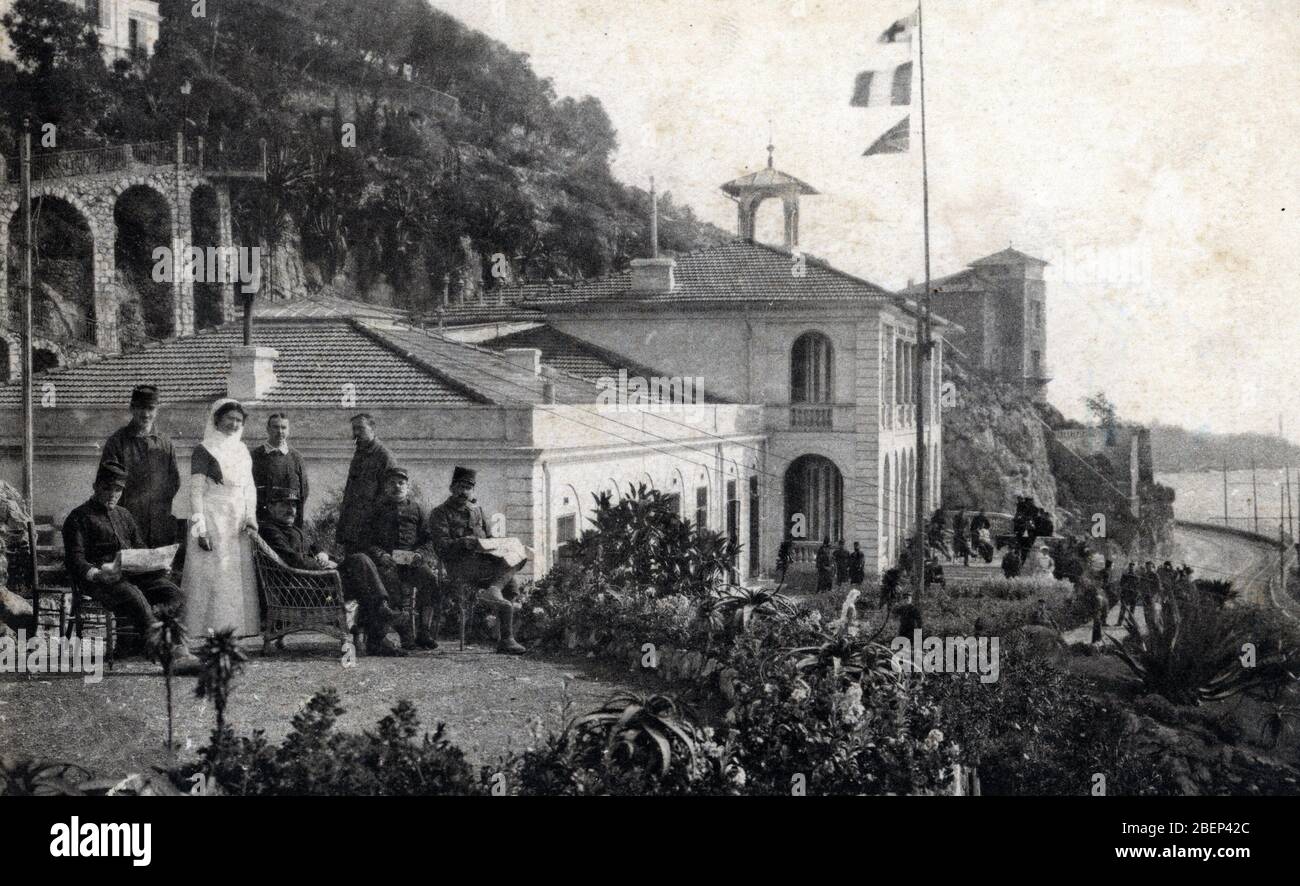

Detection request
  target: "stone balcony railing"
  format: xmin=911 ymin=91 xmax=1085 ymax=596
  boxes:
xmin=790 ymin=404 xmax=834 ymax=430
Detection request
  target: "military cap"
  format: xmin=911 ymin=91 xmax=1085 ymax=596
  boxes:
xmin=384 ymin=466 xmax=410 ymax=482
xmin=96 ymin=461 xmax=129 ymax=489
xmin=451 ymin=466 xmax=476 ymax=485
xmin=130 ymin=385 xmax=160 ymax=407
xmin=265 ymin=486 xmax=300 ymax=503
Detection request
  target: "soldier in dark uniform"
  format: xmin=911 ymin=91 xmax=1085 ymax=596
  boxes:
xmin=848 ymin=541 xmax=866 ymax=585
xmin=251 ymin=413 xmax=309 ymax=528
xmin=429 ymin=466 xmax=525 ymax=654
xmin=100 ymin=385 xmax=180 ymax=548
xmin=259 ymin=487 xmax=401 ymax=652
xmin=833 ymin=539 xmax=850 ymax=587
xmin=1116 ymin=561 xmax=1139 ymax=625
xmin=336 ymin=413 xmax=396 ymax=555
xmin=814 ymin=538 xmax=834 ymax=592
xmin=350 ymin=467 xmax=444 ymax=650
xmin=62 ymin=461 xmax=195 ymax=668
xmin=258 ymin=488 xmax=334 ymax=571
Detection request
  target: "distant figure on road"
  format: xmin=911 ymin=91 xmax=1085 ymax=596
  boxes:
xmin=1116 ymin=562 xmax=1139 ymax=625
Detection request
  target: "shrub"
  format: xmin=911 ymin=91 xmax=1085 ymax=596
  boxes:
xmin=188 ymin=689 xmax=482 ymax=796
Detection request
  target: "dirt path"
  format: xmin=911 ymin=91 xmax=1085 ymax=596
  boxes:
xmin=0 ymin=638 xmax=639 ymax=781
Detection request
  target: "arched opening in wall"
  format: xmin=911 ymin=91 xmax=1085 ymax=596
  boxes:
xmin=784 ymin=454 xmax=843 ymax=545
xmin=7 ymin=197 xmax=96 ymax=344
xmin=752 ymin=197 xmax=785 ymax=247
xmin=33 ymin=347 xmax=60 ymax=374
xmin=114 ymin=185 xmax=173 ymax=341
xmin=190 ymin=185 xmax=224 ymax=330
xmin=882 ymin=457 xmax=892 ymax=564
xmin=791 ymin=331 xmax=833 ymax=404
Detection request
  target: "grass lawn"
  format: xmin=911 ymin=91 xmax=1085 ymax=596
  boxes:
xmin=0 ymin=635 xmax=642 ymax=781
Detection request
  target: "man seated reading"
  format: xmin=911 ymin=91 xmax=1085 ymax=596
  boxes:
xmin=429 ymin=466 xmax=526 ymax=655
xmin=62 ymin=461 xmax=197 ymax=670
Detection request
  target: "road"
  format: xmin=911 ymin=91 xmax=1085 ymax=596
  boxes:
xmin=1172 ymin=523 xmax=1292 ymax=610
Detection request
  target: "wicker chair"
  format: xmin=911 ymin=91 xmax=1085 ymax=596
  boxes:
xmin=250 ymin=532 xmax=356 ymax=656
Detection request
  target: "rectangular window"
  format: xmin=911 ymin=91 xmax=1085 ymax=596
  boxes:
xmin=556 ymin=514 xmax=576 ymax=543
xmin=695 ymin=487 xmax=709 ymax=532
xmin=128 ymin=18 xmax=141 ymax=51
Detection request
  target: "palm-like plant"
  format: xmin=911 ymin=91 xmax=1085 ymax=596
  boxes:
xmin=784 ymin=634 xmax=899 ymax=684
xmin=571 ymin=692 xmax=700 ymax=777
xmin=0 ymin=756 xmax=90 ymax=796
xmin=146 ymin=612 xmax=189 ymax=751
xmin=1108 ymin=583 xmax=1294 ymax=704
xmin=714 ymin=585 xmax=797 ymax=633
xmin=195 ymin=628 xmax=248 ymax=752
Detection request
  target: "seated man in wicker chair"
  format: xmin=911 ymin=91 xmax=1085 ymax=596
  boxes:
xmin=63 ymin=461 xmax=197 ymax=671
xmin=429 ymin=466 xmax=526 ymax=655
xmin=259 ymin=487 xmax=401 ymax=652
xmin=343 ymin=467 xmax=443 ymax=654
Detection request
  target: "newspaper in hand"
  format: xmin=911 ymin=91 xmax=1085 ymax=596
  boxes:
xmin=112 ymin=544 xmax=180 ymax=574
xmin=476 ymin=537 xmax=529 ymax=568
xmin=391 ymin=549 xmax=420 ymax=567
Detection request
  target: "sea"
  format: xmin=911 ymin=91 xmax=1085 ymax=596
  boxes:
xmin=1157 ymin=467 xmax=1298 ymax=536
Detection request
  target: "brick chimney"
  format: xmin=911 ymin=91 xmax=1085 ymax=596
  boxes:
xmin=630 ymin=257 xmax=676 ymax=294
xmin=227 ymin=346 xmax=279 ymax=401
xmin=502 ymin=347 xmax=541 ymax=376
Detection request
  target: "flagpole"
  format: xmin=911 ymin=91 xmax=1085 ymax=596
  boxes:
xmin=912 ymin=0 xmax=933 ymax=610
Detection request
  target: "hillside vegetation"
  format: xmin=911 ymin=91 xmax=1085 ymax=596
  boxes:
xmin=1 ymin=0 xmax=729 ymax=321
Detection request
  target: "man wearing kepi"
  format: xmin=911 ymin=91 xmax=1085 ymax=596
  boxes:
xmin=353 ymin=467 xmax=443 ymax=650
xmin=62 ymin=461 xmax=196 ymax=669
xmin=100 ymin=385 xmax=181 ymax=548
xmin=251 ymin=412 xmax=309 ymax=528
xmin=336 ymin=413 xmax=396 ymax=555
xmin=429 ymin=466 xmax=526 ymax=654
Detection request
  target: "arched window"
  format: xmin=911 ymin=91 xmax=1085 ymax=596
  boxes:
xmin=784 ymin=455 xmax=843 ymax=543
xmin=790 ymin=332 xmax=833 ymax=404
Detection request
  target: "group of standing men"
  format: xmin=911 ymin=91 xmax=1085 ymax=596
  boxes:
xmin=62 ymin=387 xmax=526 ymax=662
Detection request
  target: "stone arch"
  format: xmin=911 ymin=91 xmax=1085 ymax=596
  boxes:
xmin=791 ymin=329 xmax=834 ymax=403
xmin=784 ymin=454 xmax=843 ymax=545
xmin=114 ymin=183 xmax=177 ymax=341
xmin=32 ymin=346 xmax=61 ymax=373
xmin=5 ymin=193 xmax=99 ymax=346
xmin=189 ymin=182 xmax=235 ymax=330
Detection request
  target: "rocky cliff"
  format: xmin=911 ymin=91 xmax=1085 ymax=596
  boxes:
xmin=940 ymin=359 xmax=1058 ymax=515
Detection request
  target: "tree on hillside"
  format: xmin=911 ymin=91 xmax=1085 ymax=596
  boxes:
xmin=1084 ymin=391 xmax=1119 ymax=431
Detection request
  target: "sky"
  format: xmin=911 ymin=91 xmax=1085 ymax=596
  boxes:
xmin=429 ymin=0 xmax=1299 ymax=440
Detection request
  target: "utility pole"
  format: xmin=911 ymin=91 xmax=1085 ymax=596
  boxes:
xmin=1251 ymin=458 xmax=1259 ymax=534
xmin=20 ymin=118 xmax=37 ymax=621
xmin=912 ymin=0 xmax=933 ymax=611
xmin=1222 ymin=457 xmax=1229 ymax=527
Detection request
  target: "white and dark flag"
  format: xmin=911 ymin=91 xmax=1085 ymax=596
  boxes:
xmin=852 ymin=5 xmax=919 ymax=153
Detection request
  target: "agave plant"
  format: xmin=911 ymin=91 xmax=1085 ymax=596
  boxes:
xmin=0 ymin=756 xmax=90 ymax=796
xmin=714 ymin=585 xmax=797 ymax=633
xmin=146 ymin=612 xmax=189 ymax=751
xmin=571 ymin=692 xmax=700 ymax=777
xmin=783 ymin=634 xmax=899 ymax=684
xmin=1108 ymin=583 xmax=1294 ymax=705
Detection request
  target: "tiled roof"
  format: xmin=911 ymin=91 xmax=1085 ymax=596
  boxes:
xmin=900 ymin=268 xmax=994 ymax=296
xmin=255 ymin=294 xmax=411 ymax=322
xmin=479 ymin=325 xmax=730 ymax=402
xmin=969 ymin=247 xmax=1049 ymax=267
xmin=522 ymin=240 xmax=892 ymax=309
xmin=360 ymin=321 xmax=605 ymax=405
xmin=0 ymin=320 xmax=481 ymax=408
xmin=721 ymin=167 xmax=819 ymax=197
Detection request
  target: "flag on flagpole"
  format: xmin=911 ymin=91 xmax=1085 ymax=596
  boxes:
xmin=863 ymin=116 xmax=910 ymax=156
xmin=850 ymin=62 xmax=913 ymax=107
xmin=878 ymin=8 xmax=918 ymax=44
